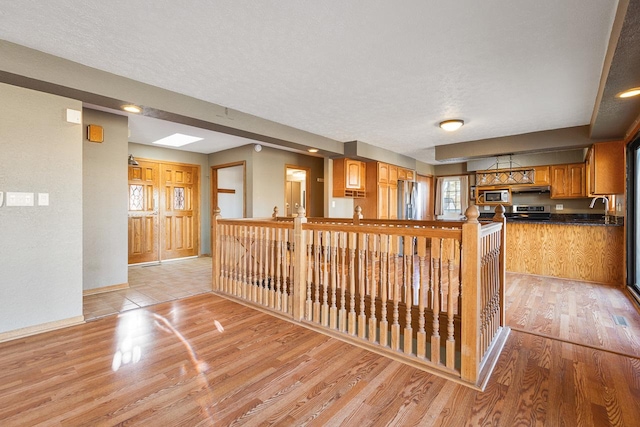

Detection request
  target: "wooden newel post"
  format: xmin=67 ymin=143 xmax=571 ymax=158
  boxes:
xmin=493 ymin=204 xmax=507 ymax=327
xmin=353 ymin=206 xmax=363 ymax=225
xmin=461 ymin=204 xmax=481 ymax=384
xmin=212 ymin=207 xmax=222 ymax=291
xmin=293 ymin=206 xmax=308 ymax=321
xmin=272 ymin=206 xmax=279 ymax=219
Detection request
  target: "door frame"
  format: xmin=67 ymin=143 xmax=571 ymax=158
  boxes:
xmin=128 ymin=157 xmax=201 ymax=264
xmin=211 ymin=161 xmax=246 ymax=219
xmin=285 ymin=164 xmax=311 ymax=217
xmin=627 ymin=135 xmax=640 ymax=301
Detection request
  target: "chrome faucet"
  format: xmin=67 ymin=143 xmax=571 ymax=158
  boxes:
xmin=589 ymin=196 xmax=609 ymax=212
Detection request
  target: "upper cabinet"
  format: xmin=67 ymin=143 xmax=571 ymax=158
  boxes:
xmin=550 ymin=163 xmax=586 ymax=199
xmin=586 ymin=141 xmax=625 ymax=195
xmin=533 ymin=166 xmax=551 ymax=185
xmin=333 ymin=158 xmax=366 ymax=198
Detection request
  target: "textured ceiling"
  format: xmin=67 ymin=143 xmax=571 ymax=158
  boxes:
xmin=0 ymin=1 xmax=619 ymax=162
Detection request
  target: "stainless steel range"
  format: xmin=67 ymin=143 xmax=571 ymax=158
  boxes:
xmin=508 ymin=205 xmax=552 ymax=221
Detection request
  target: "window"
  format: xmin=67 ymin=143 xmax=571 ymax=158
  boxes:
xmin=129 ymin=185 xmax=144 ymax=211
xmin=174 ymin=187 xmax=185 ymax=210
xmin=435 ymin=175 xmax=469 ymax=219
xmin=442 ymin=177 xmax=461 ymax=216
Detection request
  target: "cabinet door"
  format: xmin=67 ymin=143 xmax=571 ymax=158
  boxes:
xmin=550 ymin=165 xmax=567 ymax=199
xmin=378 ymin=162 xmax=389 ymax=184
xmin=378 ymin=184 xmax=389 ymax=219
xmin=568 ymin=163 xmax=586 ymax=197
xmin=398 ymin=168 xmax=407 ymax=180
xmin=533 ymin=166 xmax=550 ymax=185
xmin=592 ymin=141 xmax=625 ymax=195
xmin=389 ymin=165 xmax=398 ymax=184
xmin=389 ymin=184 xmax=398 ymax=219
xmin=345 ymin=159 xmax=363 ymax=189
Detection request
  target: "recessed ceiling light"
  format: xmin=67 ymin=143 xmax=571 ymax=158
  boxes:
xmin=617 ymin=87 xmax=640 ymax=98
xmin=122 ymin=104 xmax=142 ymax=113
xmin=308 ymin=148 xmax=319 ymax=153
xmin=152 ymin=133 xmax=203 ymax=147
xmin=439 ymin=119 xmax=464 ymax=131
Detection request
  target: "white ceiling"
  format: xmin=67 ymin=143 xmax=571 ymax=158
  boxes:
xmin=0 ymin=1 xmax=619 ymax=163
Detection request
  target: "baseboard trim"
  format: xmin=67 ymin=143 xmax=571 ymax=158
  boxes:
xmin=0 ymin=315 xmax=85 ymax=343
xmin=83 ymin=282 xmax=129 ymax=296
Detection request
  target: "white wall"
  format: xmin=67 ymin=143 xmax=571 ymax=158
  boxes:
xmin=83 ymin=108 xmax=128 ymax=290
xmin=0 ymin=83 xmax=83 ymax=333
xmin=217 ymin=165 xmax=244 ymax=218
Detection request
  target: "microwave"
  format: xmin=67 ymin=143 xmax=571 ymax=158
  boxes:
xmin=481 ymin=189 xmax=510 ymax=203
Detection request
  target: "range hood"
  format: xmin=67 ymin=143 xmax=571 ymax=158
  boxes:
xmin=510 ymin=185 xmax=551 ymax=193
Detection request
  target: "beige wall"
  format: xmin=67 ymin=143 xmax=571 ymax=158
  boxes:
xmin=0 ymin=83 xmax=83 ymax=333
xmin=83 ymin=108 xmax=128 ymax=290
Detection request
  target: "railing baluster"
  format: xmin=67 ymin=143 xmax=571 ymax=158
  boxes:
xmin=358 ymin=233 xmax=367 ymax=339
xmin=348 ymin=232 xmax=356 ymax=335
xmin=322 ymin=231 xmax=330 ymax=327
xmin=368 ymin=234 xmax=378 ymax=343
xmin=339 ymin=232 xmax=347 ymax=332
xmin=275 ymin=227 xmax=282 ymax=311
xmin=313 ymin=230 xmax=321 ymax=323
xmin=446 ymin=240 xmax=457 ymax=370
xmin=417 ymin=236 xmax=427 ymax=359
xmin=330 ymin=231 xmax=338 ymax=329
xmin=404 ymin=235 xmax=413 ymax=355
xmin=306 ymin=230 xmax=313 ymax=320
xmin=391 ymin=235 xmax=400 ymax=351
xmin=379 ymin=235 xmax=389 ymax=348
xmin=431 ymin=237 xmax=441 ymax=364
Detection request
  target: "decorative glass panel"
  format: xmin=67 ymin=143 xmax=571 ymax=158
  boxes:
xmin=129 ymin=185 xmax=144 ymax=210
xmin=174 ymin=187 xmax=185 ymax=210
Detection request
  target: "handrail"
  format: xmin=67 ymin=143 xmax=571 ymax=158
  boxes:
xmin=212 ymin=204 xmax=509 ymax=390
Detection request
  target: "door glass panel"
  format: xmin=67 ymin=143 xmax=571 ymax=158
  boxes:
xmin=129 ymin=185 xmax=144 ymax=210
xmin=174 ymin=187 xmax=185 ymax=210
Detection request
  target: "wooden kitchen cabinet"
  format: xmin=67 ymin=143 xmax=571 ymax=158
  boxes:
xmin=586 ymin=141 xmax=625 ymax=195
xmin=533 ymin=166 xmax=550 ymax=185
xmin=550 ymin=163 xmax=586 ymax=199
xmin=360 ymin=161 xmax=401 ymax=219
xmin=333 ymin=158 xmax=366 ymax=197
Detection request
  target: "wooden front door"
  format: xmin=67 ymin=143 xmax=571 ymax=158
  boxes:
xmin=128 ymin=160 xmax=160 ymax=264
xmin=161 ymin=163 xmax=199 ymax=260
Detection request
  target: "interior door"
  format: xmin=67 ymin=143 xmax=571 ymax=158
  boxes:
xmin=128 ymin=160 xmax=159 ymax=264
xmin=161 ymin=163 xmax=199 ymax=260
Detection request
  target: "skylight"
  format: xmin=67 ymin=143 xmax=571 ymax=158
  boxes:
xmin=152 ymin=133 xmax=203 ymax=147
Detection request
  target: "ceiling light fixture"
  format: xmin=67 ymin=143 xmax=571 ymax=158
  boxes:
xmin=617 ymin=87 xmax=640 ymax=98
xmin=152 ymin=133 xmax=203 ymax=147
xmin=439 ymin=119 xmax=464 ymax=131
xmin=308 ymin=148 xmax=318 ymax=153
xmin=122 ymin=104 xmax=142 ymax=113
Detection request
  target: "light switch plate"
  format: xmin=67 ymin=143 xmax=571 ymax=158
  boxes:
xmin=38 ymin=193 xmax=49 ymax=206
xmin=555 ymin=204 xmax=564 ymax=211
xmin=484 ymin=206 xmax=491 ymax=211
xmin=6 ymin=192 xmax=34 ymax=206
xmin=66 ymin=108 xmax=82 ymax=124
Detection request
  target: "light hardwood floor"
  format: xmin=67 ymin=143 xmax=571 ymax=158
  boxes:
xmin=0 ymin=260 xmax=638 ymax=425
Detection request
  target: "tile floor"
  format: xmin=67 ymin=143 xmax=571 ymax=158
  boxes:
xmin=83 ymin=257 xmax=212 ymax=321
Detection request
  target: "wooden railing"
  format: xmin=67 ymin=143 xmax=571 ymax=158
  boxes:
xmin=212 ymin=205 xmax=509 ymax=389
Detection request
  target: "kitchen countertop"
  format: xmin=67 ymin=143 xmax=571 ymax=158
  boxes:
xmin=480 ymin=213 xmax=624 ymax=227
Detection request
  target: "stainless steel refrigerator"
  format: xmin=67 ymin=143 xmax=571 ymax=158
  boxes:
xmin=397 ymin=180 xmax=417 ymax=220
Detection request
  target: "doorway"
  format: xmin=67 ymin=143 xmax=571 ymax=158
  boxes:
xmin=628 ymin=136 xmax=640 ymax=300
xmin=128 ymin=159 xmax=200 ymax=264
xmin=285 ymin=165 xmax=310 ymax=216
xmin=211 ymin=162 xmax=246 ymax=219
